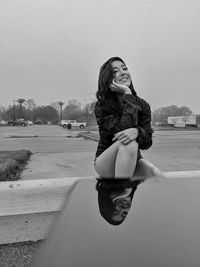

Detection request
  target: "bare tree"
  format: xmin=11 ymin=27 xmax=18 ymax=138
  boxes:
xmin=50 ymin=102 xmax=60 ymax=113
xmin=63 ymin=99 xmax=83 ymax=121
xmin=0 ymin=106 xmax=7 ymax=121
xmin=24 ymin=99 xmax=36 ymax=110
xmin=32 ymin=106 xmax=59 ymax=123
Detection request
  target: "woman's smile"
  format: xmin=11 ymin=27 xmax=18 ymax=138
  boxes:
xmin=111 ymin=60 xmax=132 ymax=87
xmin=119 ymin=76 xmax=129 ymax=83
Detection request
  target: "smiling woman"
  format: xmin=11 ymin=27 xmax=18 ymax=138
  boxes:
xmin=94 ymin=56 xmax=163 ymax=179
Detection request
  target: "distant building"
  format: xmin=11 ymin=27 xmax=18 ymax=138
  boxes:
xmin=167 ymin=115 xmax=200 ymax=128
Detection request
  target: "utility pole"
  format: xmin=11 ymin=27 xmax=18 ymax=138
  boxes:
xmin=13 ymin=100 xmax=16 ymax=122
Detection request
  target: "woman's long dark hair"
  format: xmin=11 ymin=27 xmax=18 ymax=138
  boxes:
xmin=96 ymin=57 xmax=137 ymax=102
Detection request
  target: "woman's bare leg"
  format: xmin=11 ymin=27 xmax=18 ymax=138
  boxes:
xmin=94 ymin=141 xmax=119 ymax=178
xmin=95 ymin=140 xmax=138 ymax=178
xmin=115 ymin=140 xmax=138 ymax=178
xmin=133 ymin=158 xmax=165 ymax=180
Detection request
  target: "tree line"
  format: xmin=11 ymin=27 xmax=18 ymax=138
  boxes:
xmin=152 ymin=105 xmax=193 ymax=125
xmin=0 ymin=99 xmax=96 ymax=125
xmin=0 ymin=99 xmax=194 ymax=126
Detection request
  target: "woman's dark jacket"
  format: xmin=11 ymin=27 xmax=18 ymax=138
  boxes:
xmin=94 ymin=94 xmax=153 ymax=159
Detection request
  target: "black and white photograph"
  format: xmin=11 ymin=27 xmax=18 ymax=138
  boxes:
xmin=0 ymin=0 xmax=200 ymax=266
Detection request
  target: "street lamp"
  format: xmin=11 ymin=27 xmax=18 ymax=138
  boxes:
xmin=13 ymin=100 xmax=16 ymax=122
xmin=58 ymin=102 xmax=64 ymax=123
xmin=17 ymin=99 xmax=25 ymax=119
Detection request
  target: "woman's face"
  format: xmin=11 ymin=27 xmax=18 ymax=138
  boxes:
xmin=111 ymin=196 xmax=132 ymax=223
xmin=111 ymin=60 xmax=132 ymax=87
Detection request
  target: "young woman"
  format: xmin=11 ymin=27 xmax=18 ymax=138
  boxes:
xmin=94 ymin=56 xmax=163 ymax=179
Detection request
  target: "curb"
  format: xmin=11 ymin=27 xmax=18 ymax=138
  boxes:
xmin=1 ymin=171 xmax=200 ymax=245
xmin=79 ymin=132 xmax=99 ymax=141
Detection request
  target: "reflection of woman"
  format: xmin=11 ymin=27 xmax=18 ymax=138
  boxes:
xmin=94 ymin=57 xmax=162 ymax=179
xmin=96 ymin=179 xmax=140 ymax=225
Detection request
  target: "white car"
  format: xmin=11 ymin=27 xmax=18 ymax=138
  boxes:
xmin=0 ymin=120 xmax=8 ymax=125
xmin=27 ymin=120 xmax=34 ymax=125
xmin=61 ymin=120 xmax=86 ymax=129
xmin=60 ymin=120 xmax=70 ymax=128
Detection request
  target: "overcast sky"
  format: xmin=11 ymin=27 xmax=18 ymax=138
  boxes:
xmin=1 ymin=0 xmax=200 ymax=113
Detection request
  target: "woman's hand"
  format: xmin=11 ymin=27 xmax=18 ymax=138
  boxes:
xmin=112 ymin=128 xmax=138 ymax=145
xmin=109 ymin=79 xmax=132 ymax=95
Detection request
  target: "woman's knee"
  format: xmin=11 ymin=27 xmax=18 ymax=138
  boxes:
xmin=149 ymin=165 xmax=164 ymax=177
xmin=153 ymin=167 xmax=165 ymax=177
xmin=135 ymin=159 xmax=164 ymax=178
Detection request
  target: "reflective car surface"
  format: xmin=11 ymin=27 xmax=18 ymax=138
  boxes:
xmin=34 ymin=177 xmax=200 ymax=267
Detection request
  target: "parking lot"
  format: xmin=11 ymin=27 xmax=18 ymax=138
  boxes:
xmin=0 ymin=125 xmax=97 ymax=179
xmin=0 ymin=125 xmax=200 ymax=267
xmin=0 ymin=125 xmax=200 ymax=180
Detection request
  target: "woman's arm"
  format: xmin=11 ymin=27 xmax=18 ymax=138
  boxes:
xmin=136 ymin=99 xmax=153 ymax=150
xmin=95 ymin=94 xmax=141 ymax=136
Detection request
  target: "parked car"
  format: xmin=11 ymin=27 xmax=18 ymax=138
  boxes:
xmin=7 ymin=119 xmax=27 ymax=126
xmin=27 ymin=120 xmax=34 ymax=125
xmin=61 ymin=120 xmax=86 ymax=129
xmin=0 ymin=120 xmax=8 ymax=125
xmin=60 ymin=120 xmax=70 ymax=127
xmin=33 ymin=120 xmax=46 ymax=124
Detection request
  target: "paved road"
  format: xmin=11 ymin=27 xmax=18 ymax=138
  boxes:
xmin=145 ymin=130 xmax=200 ymax=172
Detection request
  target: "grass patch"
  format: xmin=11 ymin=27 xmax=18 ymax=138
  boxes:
xmin=0 ymin=150 xmax=32 ymax=181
